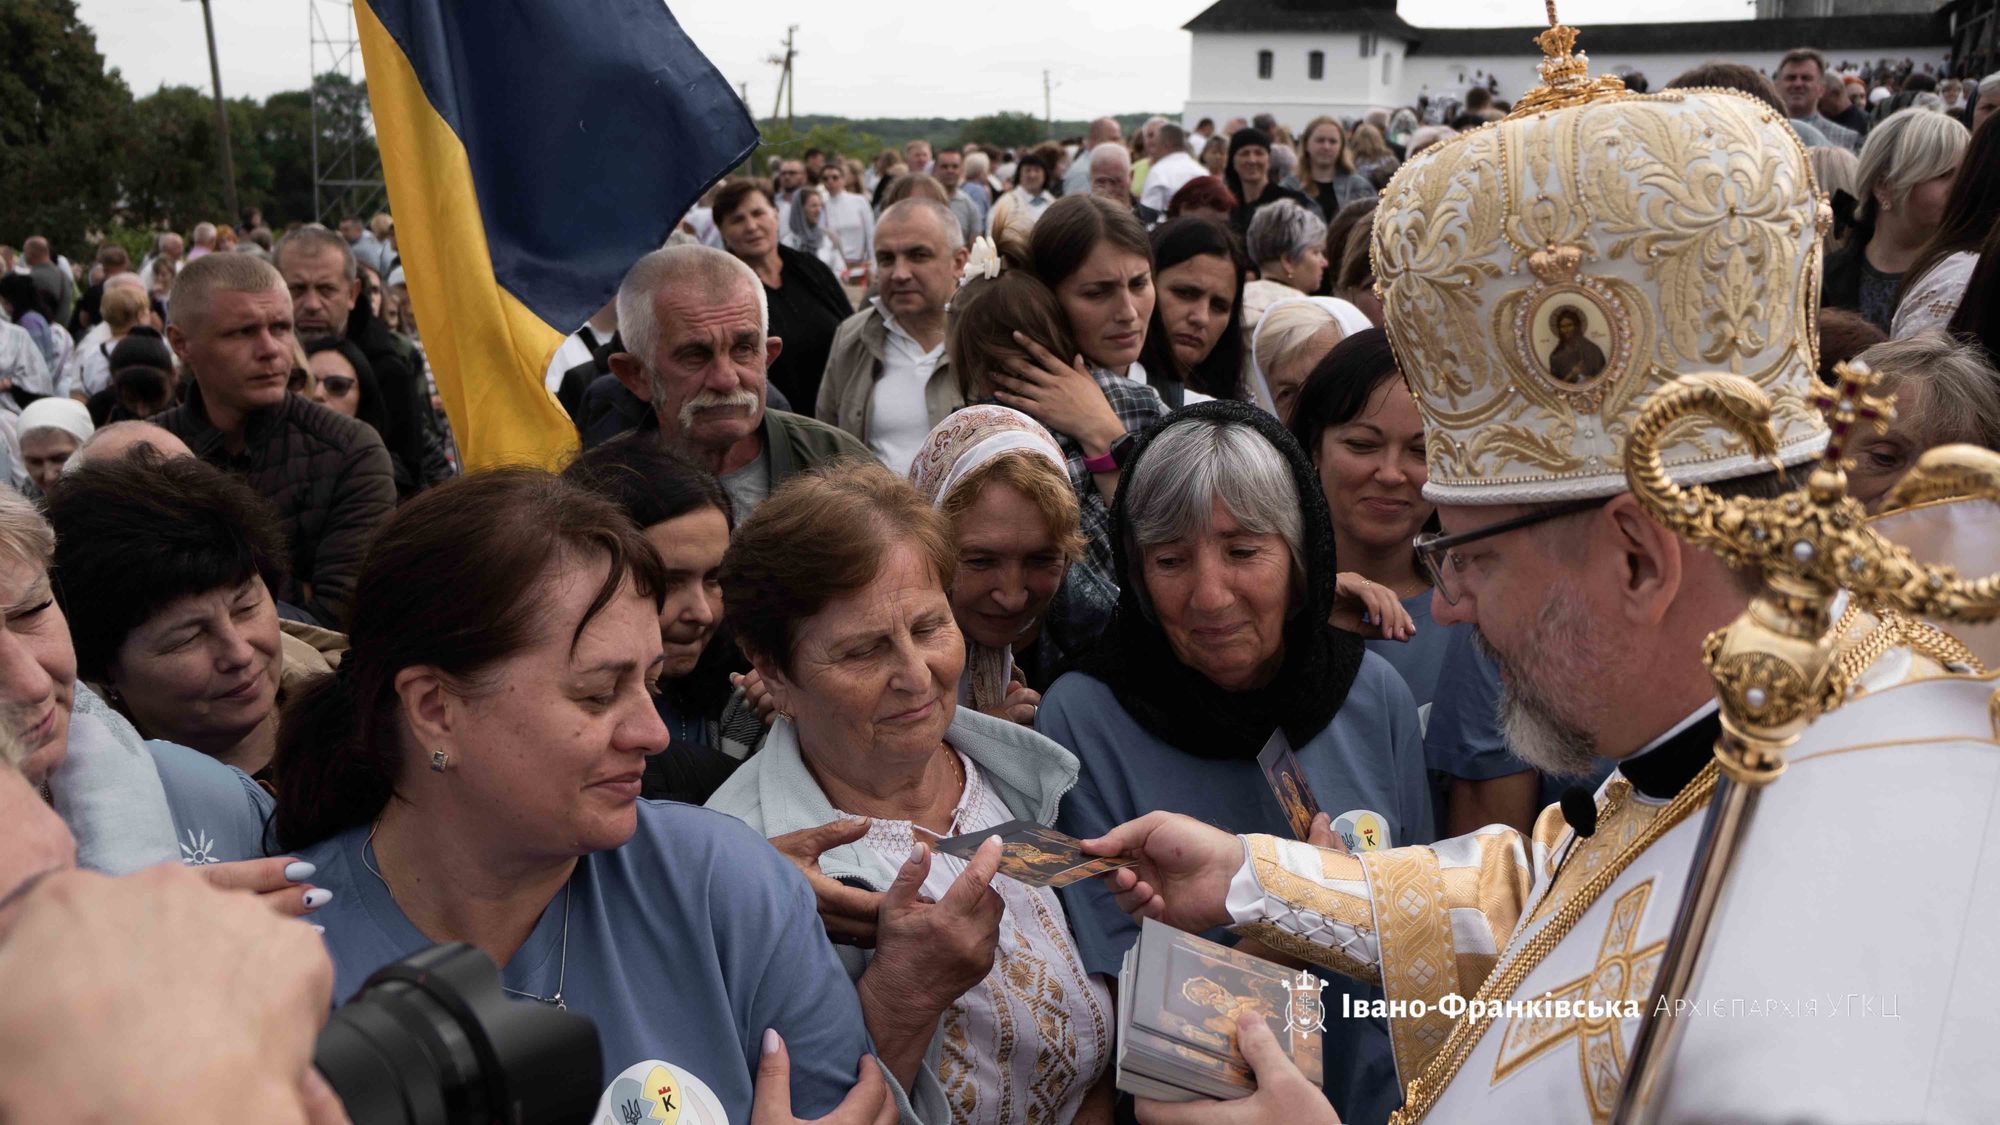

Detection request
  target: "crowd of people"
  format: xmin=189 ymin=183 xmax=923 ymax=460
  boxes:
xmin=3 ymin=39 xmax=2000 ymax=1125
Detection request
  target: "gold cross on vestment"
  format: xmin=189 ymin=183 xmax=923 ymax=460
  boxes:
xmin=1810 ymin=360 xmax=1896 ymax=472
xmin=1489 ymin=880 xmax=1665 ymax=1124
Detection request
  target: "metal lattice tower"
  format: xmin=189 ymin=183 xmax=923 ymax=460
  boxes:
xmin=309 ymin=0 xmax=384 ymax=224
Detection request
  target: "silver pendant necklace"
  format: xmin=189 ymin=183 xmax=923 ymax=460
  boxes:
xmin=362 ymin=821 xmax=573 ymax=1010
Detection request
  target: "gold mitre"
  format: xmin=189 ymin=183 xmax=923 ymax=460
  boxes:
xmin=1372 ymin=6 xmax=1831 ymax=505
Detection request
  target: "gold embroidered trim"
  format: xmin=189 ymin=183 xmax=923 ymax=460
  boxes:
xmin=1388 ymin=760 xmax=1720 ymax=1124
xmin=1362 ymin=846 xmax=1463 ymax=1083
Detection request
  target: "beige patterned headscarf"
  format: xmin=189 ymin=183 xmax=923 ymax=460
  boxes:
xmin=908 ymin=406 xmax=1068 ymax=712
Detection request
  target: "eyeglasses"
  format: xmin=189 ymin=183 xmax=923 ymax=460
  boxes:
xmin=1413 ymin=496 xmax=1611 ymax=605
xmin=316 ymin=375 xmax=356 ymax=397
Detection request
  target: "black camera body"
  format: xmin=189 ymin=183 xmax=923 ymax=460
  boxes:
xmin=315 ymin=943 xmax=602 ymax=1125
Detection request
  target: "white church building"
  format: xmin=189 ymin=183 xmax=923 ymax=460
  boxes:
xmin=1180 ymin=0 xmax=1953 ymax=125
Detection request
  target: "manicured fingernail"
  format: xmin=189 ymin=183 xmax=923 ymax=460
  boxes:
xmin=310 ymin=923 xmax=326 ymax=934
xmin=302 ymin=888 xmax=333 ymax=909
xmin=284 ymin=861 xmax=316 ymax=882
xmin=763 ymin=1028 xmax=781 ymax=1056
xmin=907 ymin=842 xmax=926 ymax=864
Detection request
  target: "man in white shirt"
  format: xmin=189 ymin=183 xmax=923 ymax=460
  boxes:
xmin=773 ymin=159 xmax=807 ymax=229
xmin=1139 ymin=123 xmax=1203 ymax=219
xmin=819 ymin=165 xmax=874 ymax=284
xmin=933 ymin=149 xmax=981 ymax=246
xmin=815 ymin=199 xmax=966 ymax=474
xmin=543 ymin=299 xmax=618 ymax=392
xmin=1062 ymin=117 xmax=1123 ymax=196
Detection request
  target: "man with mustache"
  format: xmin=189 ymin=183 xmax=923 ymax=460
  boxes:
xmin=815 ymin=199 xmax=966 ymax=476
xmin=608 ymin=245 xmax=869 ymax=517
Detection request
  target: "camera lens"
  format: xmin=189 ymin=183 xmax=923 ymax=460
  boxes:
xmin=315 ymin=943 xmax=602 ymax=1125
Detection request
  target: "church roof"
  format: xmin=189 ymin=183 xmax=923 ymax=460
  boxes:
xmin=1182 ymin=0 xmax=1947 ymax=55
xmin=1410 ymin=13 xmax=1947 ymax=55
xmin=1182 ymin=0 xmax=1421 ymax=38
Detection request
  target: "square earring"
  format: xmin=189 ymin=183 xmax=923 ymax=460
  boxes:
xmin=429 ymin=749 xmax=449 ymax=772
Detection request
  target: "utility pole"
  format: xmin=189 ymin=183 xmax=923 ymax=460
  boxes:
xmin=196 ymin=0 xmax=241 ymax=223
xmin=768 ymin=26 xmax=798 ymax=125
xmin=1043 ymin=69 xmax=1052 ymax=137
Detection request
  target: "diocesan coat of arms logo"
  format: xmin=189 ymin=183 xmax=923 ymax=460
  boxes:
xmin=1283 ymin=968 xmax=1327 ymax=1035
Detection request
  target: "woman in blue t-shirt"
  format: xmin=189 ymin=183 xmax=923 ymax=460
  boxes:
xmin=1287 ymin=329 xmax=1545 ymax=838
xmin=270 ymin=470 xmax=900 ymax=1124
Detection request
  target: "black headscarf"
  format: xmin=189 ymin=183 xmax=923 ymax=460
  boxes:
xmin=1077 ymin=400 xmax=1364 ymax=760
xmin=1222 ymin=127 xmax=1272 ymax=207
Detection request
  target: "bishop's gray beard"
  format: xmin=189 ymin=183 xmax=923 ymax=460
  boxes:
xmin=1472 ymin=581 xmax=1607 ymax=781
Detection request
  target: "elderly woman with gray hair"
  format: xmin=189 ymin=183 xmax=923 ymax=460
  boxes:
xmin=1244 ymin=198 xmax=1329 ymax=295
xmin=1040 ymin=400 xmax=1429 ymax=1125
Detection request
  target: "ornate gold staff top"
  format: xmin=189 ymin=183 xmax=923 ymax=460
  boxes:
xmin=1613 ymin=365 xmax=2000 ymax=1124
xmin=1624 ymin=364 xmax=1998 ymax=781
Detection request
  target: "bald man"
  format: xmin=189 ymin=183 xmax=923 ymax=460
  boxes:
xmin=66 ymin=421 xmax=194 ymax=473
xmin=1064 ymin=117 xmax=1125 ymax=195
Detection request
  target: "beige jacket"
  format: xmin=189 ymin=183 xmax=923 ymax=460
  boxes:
xmin=814 ymin=304 xmax=961 ymax=444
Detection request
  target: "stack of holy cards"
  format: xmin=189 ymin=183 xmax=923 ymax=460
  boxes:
xmin=1115 ymin=918 xmax=1323 ymax=1102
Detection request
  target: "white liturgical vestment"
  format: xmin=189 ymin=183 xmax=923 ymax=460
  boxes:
xmin=1225 ymin=606 xmax=1990 ymax=1123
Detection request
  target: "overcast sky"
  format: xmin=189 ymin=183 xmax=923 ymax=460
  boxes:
xmin=77 ymin=0 xmax=1755 ymax=120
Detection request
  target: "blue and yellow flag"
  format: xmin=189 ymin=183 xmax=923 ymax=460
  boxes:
xmin=356 ymin=0 xmax=757 ymax=470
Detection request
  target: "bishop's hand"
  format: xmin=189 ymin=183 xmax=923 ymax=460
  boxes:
xmin=1079 ymin=812 xmax=1243 ymax=933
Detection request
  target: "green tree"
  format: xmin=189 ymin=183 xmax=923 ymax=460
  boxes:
xmin=122 ymin=86 xmax=276 ymax=231
xmin=956 ymin=111 xmax=1047 ymax=149
xmin=0 ymin=0 xmax=133 ymax=257
xmin=743 ymin=119 xmax=882 ymax=178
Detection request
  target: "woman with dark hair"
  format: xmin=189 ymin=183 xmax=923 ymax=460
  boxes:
xmin=0 ymin=274 xmax=60 ymax=373
xmin=1139 ymin=216 xmax=1248 ymax=404
xmin=978 ymin=196 xmax=1169 ymax=585
xmin=713 ymin=178 xmax=852 ymax=413
xmin=299 ymin=336 xmax=419 ymax=496
xmin=949 ymin=263 xmax=1125 ymax=682
xmin=987 ymin=151 xmax=1057 ymax=238
xmin=1223 ymin=127 xmax=1313 ymax=235
xmin=1165 ymin=175 xmax=1238 ymax=223
xmin=1892 ymin=113 xmax=2000 ymax=337
xmin=561 ymin=437 xmax=764 ymax=804
xmin=271 ymin=470 xmax=898 ymax=1122
xmin=1288 ymin=331 xmax=1560 ymax=837
xmin=47 ymin=451 xmax=300 ymax=786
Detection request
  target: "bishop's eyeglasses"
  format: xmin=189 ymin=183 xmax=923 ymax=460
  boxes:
xmin=1413 ymin=496 xmax=1611 ymax=605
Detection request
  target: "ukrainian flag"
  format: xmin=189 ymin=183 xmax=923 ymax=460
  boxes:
xmin=356 ymin=0 xmax=757 ymax=470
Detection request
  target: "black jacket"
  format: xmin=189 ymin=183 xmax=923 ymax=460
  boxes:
xmin=761 ymin=245 xmax=852 ymax=415
xmin=156 ymin=385 xmax=396 ymax=628
xmin=344 ymin=301 xmax=432 ymax=495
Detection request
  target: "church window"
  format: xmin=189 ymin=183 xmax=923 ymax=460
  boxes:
xmin=1258 ymin=49 xmax=1273 ymax=79
xmin=1309 ymin=50 xmax=1325 ymax=80
xmin=1359 ymin=34 xmax=1377 ymax=58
